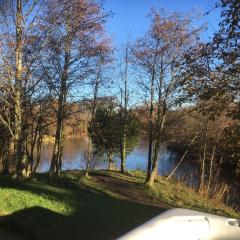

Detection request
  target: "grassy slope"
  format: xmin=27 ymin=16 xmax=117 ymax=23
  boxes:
xmin=0 ymin=170 xmax=238 ymax=240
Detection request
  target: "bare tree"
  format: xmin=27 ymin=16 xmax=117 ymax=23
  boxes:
xmin=0 ymin=0 xmax=46 ymax=176
xmin=132 ymin=9 xmax=202 ymax=186
xmin=118 ymin=43 xmax=130 ymax=174
xmin=41 ymin=0 xmax=110 ymax=175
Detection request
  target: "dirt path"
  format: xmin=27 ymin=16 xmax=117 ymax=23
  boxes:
xmin=93 ymin=173 xmax=170 ymax=209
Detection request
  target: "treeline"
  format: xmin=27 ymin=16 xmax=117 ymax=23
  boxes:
xmin=0 ymin=0 xmax=239 ymax=206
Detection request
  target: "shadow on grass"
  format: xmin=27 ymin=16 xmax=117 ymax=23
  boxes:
xmin=0 ymin=174 xmax=165 ymax=240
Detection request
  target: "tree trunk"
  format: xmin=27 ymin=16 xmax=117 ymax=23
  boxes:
xmin=85 ymin=63 xmax=100 ymax=176
xmin=145 ymin=70 xmax=155 ymax=182
xmin=146 ymin=67 xmax=165 ymax=186
xmin=148 ymin=155 xmax=158 ymax=186
xmin=199 ymin=118 xmax=209 ymax=193
xmin=3 ymin=139 xmax=10 ymax=174
xmin=0 ymin=142 xmax=3 ymax=165
xmin=22 ymin=139 xmax=30 ymax=176
xmin=57 ymin=122 xmax=64 ymax=174
xmin=85 ymin=136 xmax=92 ymax=177
xmin=30 ymin=118 xmax=41 ymax=174
xmin=50 ymin=118 xmax=64 ymax=175
xmin=120 ymin=131 xmax=126 ymax=173
xmin=15 ymin=0 xmax=24 ymax=177
xmin=120 ymin=46 xmax=129 ymax=174
xmin=207 ymin=129 xmax=222 ymax=194
xmin=146 ymin=112 xmax=165 ymax=186
xmin=108 ymin=150 xmax=114 ymax=171
xmin=33 ymin=131 xmax=43 ymax=174
xmin=49 ymin=38 xmax=70 ymax=176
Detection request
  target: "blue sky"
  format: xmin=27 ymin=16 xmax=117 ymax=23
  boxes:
xmin=104 ymin=0 xmax=221 ymax=46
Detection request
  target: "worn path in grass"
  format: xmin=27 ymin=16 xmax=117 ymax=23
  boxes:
xmin=86 ymin=171 xmax=170 ymax=209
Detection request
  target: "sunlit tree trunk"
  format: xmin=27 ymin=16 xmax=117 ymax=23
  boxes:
xmin=146 ymin=66 xmax=165 ymax=185
xmin=147 ymin=105 xmax=166 ymax=186
xmin=199 ymin=117 xmax=209 ymax=193
xmin=120 ymin=131 xmax=126 ymax=173
xmin=120 ymin=46 xmax=129 ymax=174
xmin=15 ymin=0 xmax=24 ymax=176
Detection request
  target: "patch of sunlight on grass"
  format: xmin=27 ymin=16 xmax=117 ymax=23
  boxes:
xmin=0 ymin=188 xmax=72 ymax=215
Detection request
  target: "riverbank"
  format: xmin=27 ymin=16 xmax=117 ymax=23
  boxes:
xmin=0 ymin=170 xmax=238 ymax=239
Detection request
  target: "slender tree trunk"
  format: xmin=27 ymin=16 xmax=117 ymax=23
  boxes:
xmin=85 ymin=136 xmax=92 ymax=177
xmin=49 ymin=39 xmax=70 ymax=176
xmin=57 ymin=122 xmax=64 ymax=174
xmin=148 ymin=130 xmax=161 ymax=185
xmin=0 ymin=142 xmax=3 ymax=166
xmin=33 ymin=131 xmax=43 ymax=174
xmin=3 ymin=139 xmax=10 ymax=174
xmin=50 ymin=117 xmax=64 ymax=175
xmin=15 ymin=0 xmax=24 ymax=176
xmin=166 ymin=121 xmax=203 ymax=181
xmin=120 ymin=46 xmax=129 ymax=174
xmin=120 ymin=131 xmax=126 ymax=173
xmin=108 ymin=150 xmax=114 ymax=170
xmin=146 ymin=67 xmax=164 ymax=186
xmin=22 ymin=139 xmax=30 ymax=176
xmin=207 ymin=129 xmax=222 ymax=194
xmin=145 ymin=70 xmax=155 ymax=182
xmin=147 ymin=111 xmax=165 ymax=186
xmin=30 ymin=118 xmax=41 ymax=173
xmin=119 ymin=92 xmax=126 ymax=174
xmin=199 ymin=117 xmax=209 ymax=193
xmin=85 ymin=61 xmax=101 ymax=176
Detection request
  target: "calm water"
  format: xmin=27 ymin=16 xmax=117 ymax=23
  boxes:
xmin=38 ymin=136 xmax=198 ymax=184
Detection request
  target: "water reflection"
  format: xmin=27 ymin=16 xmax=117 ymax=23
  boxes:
xmin=38 ymin=136 xmax=198 ymax=184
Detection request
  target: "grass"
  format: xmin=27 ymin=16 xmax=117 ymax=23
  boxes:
xmin=128 ymin=170 xmax=239 ymax=218
xmin=0 ymin=170 xmax=239 ymax=239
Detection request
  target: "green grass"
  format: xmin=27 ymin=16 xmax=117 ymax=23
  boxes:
xmin=128 ymin=170 xmax=239 ymax=218
xmin=0 ymin=170 xmax=239 ymax=240
xmin=0 ymin=176 xmax=72 ymax=215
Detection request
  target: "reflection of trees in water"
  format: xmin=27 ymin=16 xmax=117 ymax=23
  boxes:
xmin=38 ymin=136 xmax=198 ymax=186
xmin=82 ymin=149 xmax=105 ymax=170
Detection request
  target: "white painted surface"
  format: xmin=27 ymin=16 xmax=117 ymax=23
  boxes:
xmin=118 ymin=208 xmax=240 ymax=240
